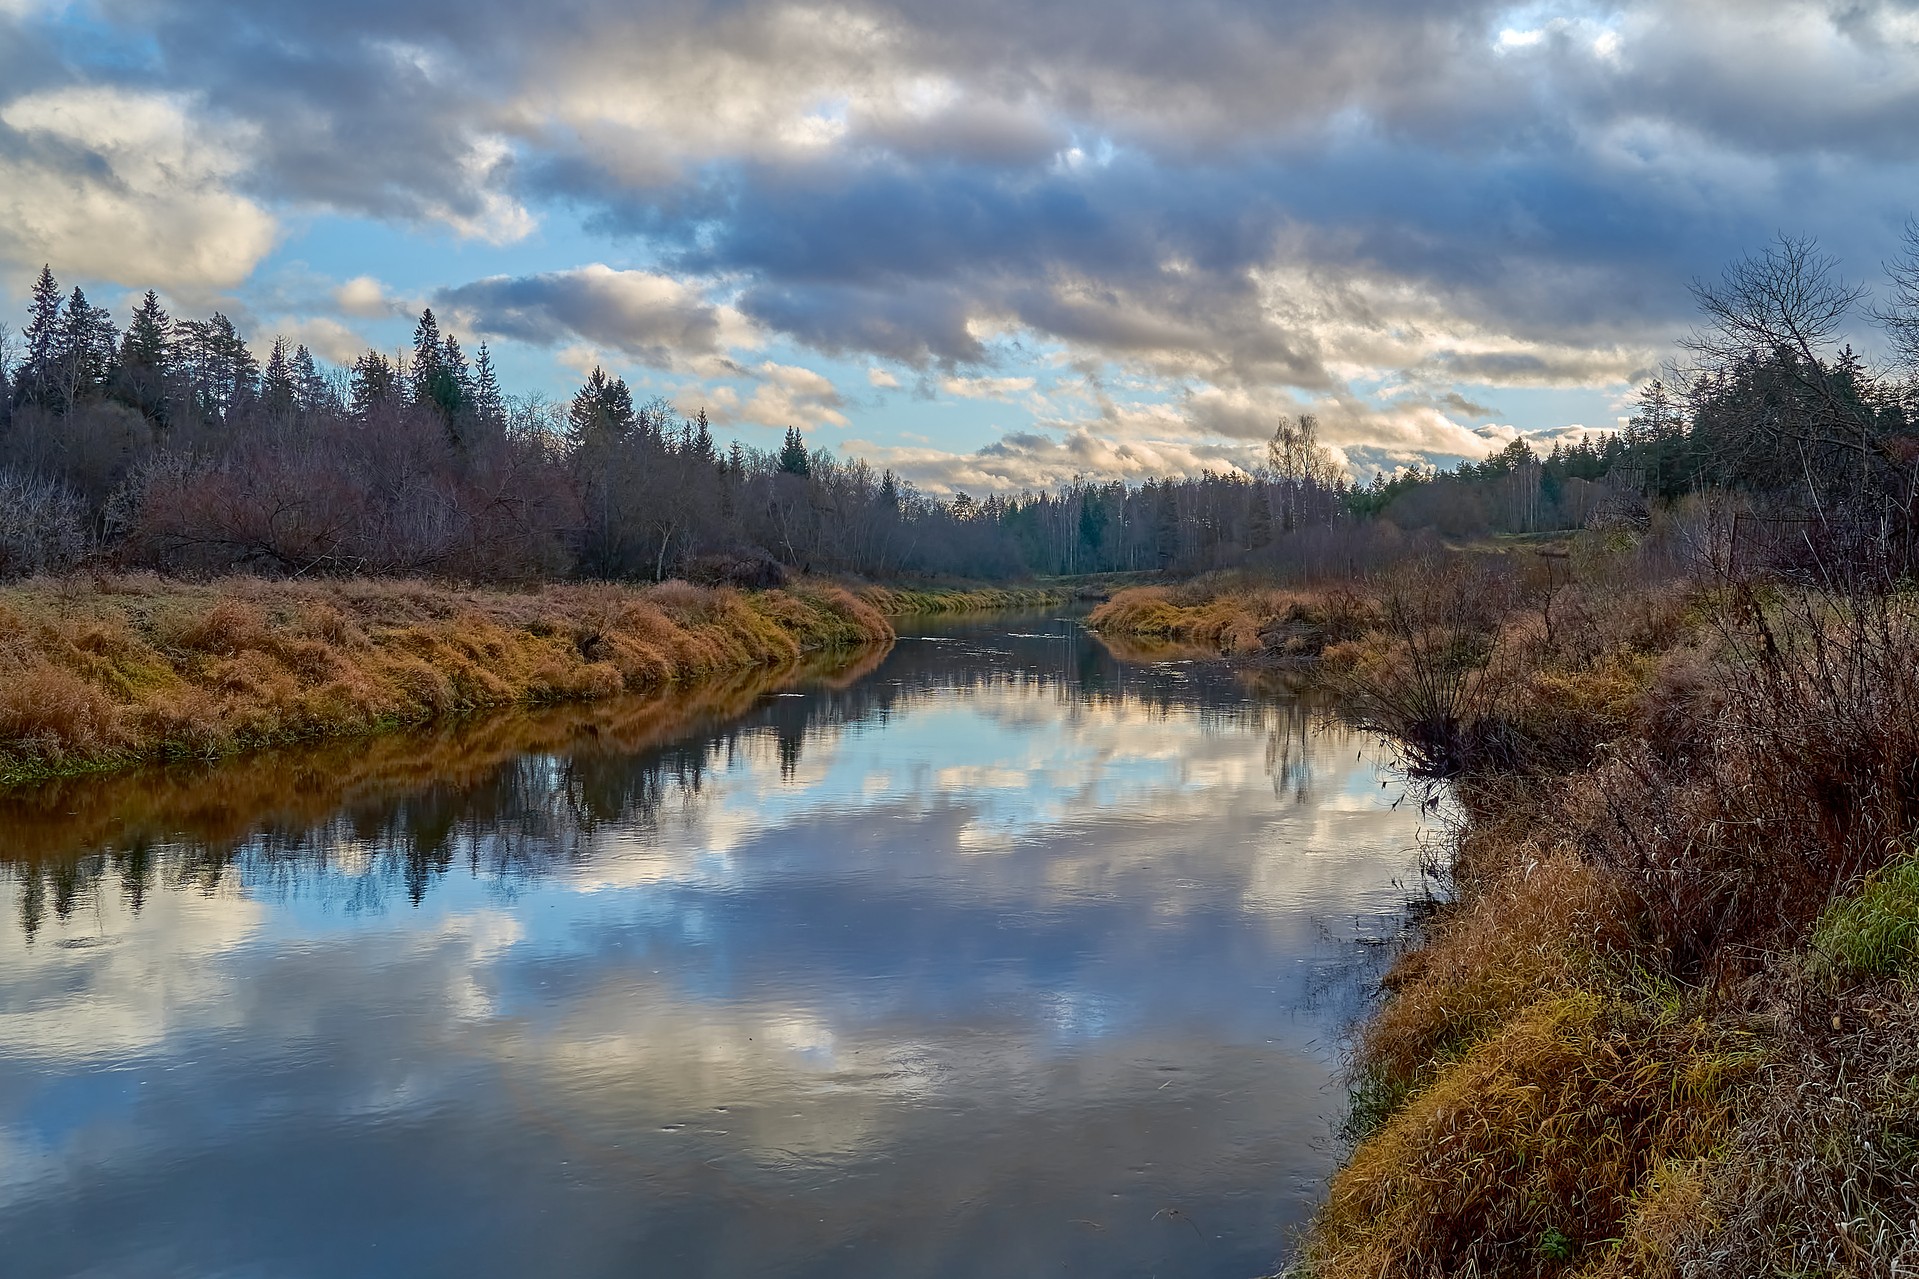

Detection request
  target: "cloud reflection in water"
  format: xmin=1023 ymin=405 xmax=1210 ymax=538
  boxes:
xmin=0 ymin=618 xmax=1429 ymax=1278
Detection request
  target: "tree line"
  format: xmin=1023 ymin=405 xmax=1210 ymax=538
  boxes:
xmin=4 ymin=223 xmax=1918 ymax=583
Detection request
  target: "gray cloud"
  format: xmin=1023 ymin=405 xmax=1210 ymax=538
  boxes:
xmin=434 ymin=266 xmax=745 ymax=370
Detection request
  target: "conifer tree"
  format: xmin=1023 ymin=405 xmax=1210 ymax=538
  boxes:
xmin=351 ymin=350 xmax=397 ymax=416
xmin=117 ymin=290 xmax=173 ymax=424
xmin=1247 ymin=485 xmax=1273 ymax=550
xmin=693 ymin=407 xmax=715 ymax=462
xmin=471 ymin=343 xmax=505 ymax=426
xmin=778 ymin=426 xmax=810 ymax=476
xmin=262 ymin=337 xmax=297 ymax=419
xmin=52 ymin=286 xmax=117 ymax=411
xmin=16 ymin=265 xmax=62 ymax=408
xmin=409 ymin=309 xmax=444 ymax=404
xmin=568 ymin=367 xmax=635 ymax=442
xmin=175 ymin=312 xmax=258 ymax=420
xmin=291 ymin=344 xmax=333 ymax=416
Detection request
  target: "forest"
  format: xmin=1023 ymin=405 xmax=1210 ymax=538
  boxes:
xmin=11 ymin=232 xmax=1914 ymax=588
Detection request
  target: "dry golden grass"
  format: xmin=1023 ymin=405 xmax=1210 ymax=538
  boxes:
xmin=1088 ymin=580 xmax=1377 ymax=659
xmin=860 ymin=584 xmax=1066 ymax=614
xmin=0 ymin=642 xmax=887 ymax=865
xmin=0 ymin=574 xmax=892 ymax=783
xmin=1310 ymin=989 xmax=1756 ymax=1278
xmin=1357 ymin=846 xmax=1626 ymax=1116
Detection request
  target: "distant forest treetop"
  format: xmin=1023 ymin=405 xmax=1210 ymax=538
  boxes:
xmin=5 ymin=224 xmax=1919 ymax=584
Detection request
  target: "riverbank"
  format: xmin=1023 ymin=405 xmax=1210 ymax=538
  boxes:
xmin=0 ymin=575 xmax=903 ymax=786
xmin=1096 ymin=554 xmax=1919 ymax=1275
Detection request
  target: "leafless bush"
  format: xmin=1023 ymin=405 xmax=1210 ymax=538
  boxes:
xmin=1333 ymin=556 xmax=1525 ymax=777
xmin=0 ymin=468 xmax=90 ymax=578
xmin=1557 ymin=585 xmax=1919 ymax=977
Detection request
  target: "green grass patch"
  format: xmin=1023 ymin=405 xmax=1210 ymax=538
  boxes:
xmin=1811 ymin=848 xmax=1919 ymax=984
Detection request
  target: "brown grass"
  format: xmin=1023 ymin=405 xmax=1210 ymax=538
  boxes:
xmin=861 ymin=584 xmax=1068 ymax=614
xmin=0 ymin=641 xmax=887 ymax=867
xmin=0 ymin=574 xmax=892 ymax=784
xmin=1088 ymin=577 xmax=1377 ymax=659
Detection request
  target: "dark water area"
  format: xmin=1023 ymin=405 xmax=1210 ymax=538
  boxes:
xmin=0 ymin=614 xmax=1430 ymax=1279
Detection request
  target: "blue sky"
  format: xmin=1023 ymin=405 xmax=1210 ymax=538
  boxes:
xmin=3 ymin=0 xmax=1917 ymax=491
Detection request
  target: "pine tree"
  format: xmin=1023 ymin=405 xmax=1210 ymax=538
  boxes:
xmin=262 ymin=337 xmax=297 ymax=418
xmin=52 ymin=286 xmax=117 ymax=410
xmin=16 ymin=265 xmax=62 ymax=407
xmin=176 ymin=312 xmax=258 ymax=420
xmin=568 ymin=367 xmax=635 ymax=442
xmin=1247 ymin=486 xmax=1273 ymax=550
xmin=434 ymin=332 xmax=470 ymax=447
xmin=292 ymin=344 xmax=333 ymax=416
xmin=117 ymin=290 xmax=173 ymax=424
xmin=471 ymin=343 xmax=505 ymax=426
xmin=692 ymin=407 xmax=715 ymax=462
xmin=409 ymin=309 xmax=443 ymax=401
xmin=442 ymin=334 xmax=471 ymax=398
xmin=351 ymin=350 xmax=398 ymax=416
xmin=778 ymin=427 xmax=810 ymax=476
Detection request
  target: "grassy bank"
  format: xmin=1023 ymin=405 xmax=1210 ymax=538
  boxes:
xmin=1099 ymin=553 xmax=1919 ymax=1276
xmin=1087 ymin=576 xmax=1377 ymax=661
xmin=0 ymin=642 xmax=887 ymax=873
xmin=0 ymin=574 xmax=892 ymax=786
xmin=860 ymin=583 xmax=1069 ymax=614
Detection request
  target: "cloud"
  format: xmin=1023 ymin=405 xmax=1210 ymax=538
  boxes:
xmin=275 ymin=316 xmax=367 ymax=364
xmin=0 ymin=86 xmax=276 ymax=288
xmin=333 ymin=275 xmax=395 ymax=318
xmin=867 ymin=367 xmax=901 ymax=388
xmin=861 ymin=423 xmax=1253 ymax=496
xmin=736 ymin=361 xmax=848 ymax=430
xmin=941 ymin=374 xmax=1034 ymax=399
xmin=435 ymin=265 xmax=753 ymax=372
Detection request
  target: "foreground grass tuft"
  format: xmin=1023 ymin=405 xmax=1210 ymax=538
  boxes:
xmin=1812 ymin=847 xmax=1919 ymax=985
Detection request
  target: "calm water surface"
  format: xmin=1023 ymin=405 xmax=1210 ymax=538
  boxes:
xmin=0 ymin=615 xmax=1427 ymax=1279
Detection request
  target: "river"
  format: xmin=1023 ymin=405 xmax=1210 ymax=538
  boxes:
xmin=0 ymin=612 xmax=1428 ymax=1278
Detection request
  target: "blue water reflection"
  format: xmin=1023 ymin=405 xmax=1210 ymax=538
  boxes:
xmin=0 ymin=616 xmax=1424 ymax=1278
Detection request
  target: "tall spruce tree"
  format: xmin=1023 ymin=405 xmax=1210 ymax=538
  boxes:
xmin=262 ymin=337 xmax=297 ymax=419
xmin=778 ymin=427 xmax=810 ymax=476
xmin=409 ymin=309 xmax=444 ymax=403
xmin=16 ymin=266 xmax=62 ymax=408
xmin=471 ymin=343 xmax=505 ymax=426
xmin=176 ymin=312 xmax=258 ymax=421
xmin=568 ymin=367 xmax=635 ymax=442
xmin=351 ymin=350 xmax=398 ymax=416
xmin=52 ymin=287 xmax=117 ymax=411
xmin=290 ymin=344 xmax=332 ymax=416
xmin=117 ymin=290 xmax=173 ymax=425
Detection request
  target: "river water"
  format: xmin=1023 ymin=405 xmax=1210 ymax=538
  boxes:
xmin=0 ymin=613 xmax=1427 ymax=1279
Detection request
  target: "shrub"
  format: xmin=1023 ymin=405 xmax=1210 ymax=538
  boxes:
xmin=0 ymin=469 xmax=90 ymax=579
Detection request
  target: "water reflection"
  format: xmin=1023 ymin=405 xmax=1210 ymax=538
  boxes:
xmin=0 ymin=615 xmax=1420 ymax=1279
